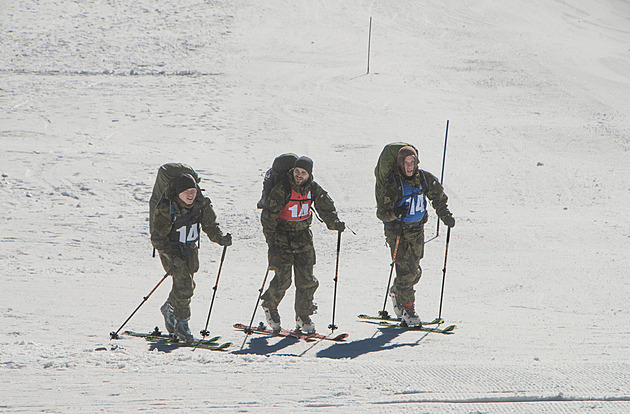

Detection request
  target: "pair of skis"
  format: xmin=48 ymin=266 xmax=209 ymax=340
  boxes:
xmin=122 ymin=314 xmax=454 ymax=352
xmin=233 ymin=313 xmax=456 ymax=343
xmin=123 ymin=327 xmax=232 ymax=351
xmin=233 ymin=323 xmax=349 ymax=342
xmin=357 ymin=314 xmax=457 ymax=334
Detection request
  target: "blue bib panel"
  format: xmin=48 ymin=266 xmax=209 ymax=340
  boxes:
xmin=395 ymin=181 xmax=427 ymax=223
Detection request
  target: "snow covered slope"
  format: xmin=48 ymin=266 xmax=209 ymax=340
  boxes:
xmin=1 ymin=0 xmax=629 ymax=411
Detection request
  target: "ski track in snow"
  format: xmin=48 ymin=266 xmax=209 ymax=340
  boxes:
xmin=2 ymin=0 xmax=630 ymax=412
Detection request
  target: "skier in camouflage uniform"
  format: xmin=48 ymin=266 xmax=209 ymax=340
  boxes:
xmin=376 ymin=146 xmax=455 ymax=327
xmin=151 ymin=173 xmax=232 ymax=342
xmin=260 ymin=156 xmax=345 ymax=334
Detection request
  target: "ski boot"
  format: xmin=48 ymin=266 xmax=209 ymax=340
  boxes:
xmin=175 ymin=318 xmax=194 ymax=342
xmin=262 ymin=303 xmax=281 ymax=332
xmin=296 ymin=315 xmax=316 ymax=334
xmin=389 ymin=288 xmax=403 ymax=318
xmin=401 ymin=302 xmax=422 ymax=328
xmin=160 ymin=301 xmax=176 ymax=334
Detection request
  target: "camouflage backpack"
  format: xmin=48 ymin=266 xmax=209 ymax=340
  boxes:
xmin=374 ymin=142 xmax=418 ymax=203
xmin=257 ymin=153 xmax=298 ymax=209
xmin=149 ymin=163 xmax=200 ymax=234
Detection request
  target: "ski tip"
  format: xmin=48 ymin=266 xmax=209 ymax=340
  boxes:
xmin=203 ymin=336 xmax=221 ymax=343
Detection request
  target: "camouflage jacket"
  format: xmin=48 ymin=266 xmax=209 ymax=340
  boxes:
xmin=376 ymin=169 xmax=451 ymax=223
xmin=151 ymin=192 xmax=224 ymax=260
xmin=261 ymin=172 xmax=341 ymax=245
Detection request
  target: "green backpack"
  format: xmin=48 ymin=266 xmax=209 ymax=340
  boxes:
xmin=257 ymin=153 xmax=298 ymax=209
xmin=374 ymin=142 xmax=417 ymax=202
xmin=149 ymin=163 xmax=200 ymax=234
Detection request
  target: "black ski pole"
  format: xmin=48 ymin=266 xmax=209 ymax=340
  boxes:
xmin=240 ymin=267 xmax=271 ymax=350
xmin=379 ymin=223 xmax=404 ymax=319
xmin=200 ymin=244 xmax=228 ymax=338
xmin=328 ymin=230 xmax=343 ymax=331
xmin=436 ymin=120 xmax=450 ymax=238
xmin=110 ymin=272 xmax=169 ymax=339
xmin=437 ymin=226 xmax=452 ymax=321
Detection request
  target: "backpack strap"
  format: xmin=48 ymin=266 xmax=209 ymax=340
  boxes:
xmin=391 ymin=170 xmax=428 ymax=204
xmin=282 ymin=175 xmax=292 ymax=205
xmin=418 ymin=169 xmax=430 ymax=193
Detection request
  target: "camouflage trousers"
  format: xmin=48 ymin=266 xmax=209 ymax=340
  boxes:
xmin=159 ymin=249 xmax=199 ymax=321
xmin=261 ymin=245 xmax=319 ymax=318
xmin=384 ymin=223 xmax=425 ymax=306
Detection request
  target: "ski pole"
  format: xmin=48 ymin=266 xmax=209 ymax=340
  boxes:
xmin=200 ymin=244 xmax=228 ymax=338
xmin=436 ymin=120 xmax=450 ymax=238
xmin=240 ymin=267 xmax=271 ymax=350
xmin=110 ymin=272 xmax=170 ymax=339
xmin=328 ymin=230 xmax=342 ymax=331
xmin=379 ymin=223 xmax=404 ymax=319
xmin=437 ymin=226 xmax=452 ymax=321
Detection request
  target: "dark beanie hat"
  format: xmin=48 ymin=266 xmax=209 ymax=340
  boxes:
xmin=294 ymin=156 xmax=313 ymax=175
xmin=174 ymin=173 xmax=197 ymax=194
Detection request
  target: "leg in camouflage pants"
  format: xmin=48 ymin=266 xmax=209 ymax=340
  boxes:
xmin=159 ymin=249 xmax=199 ymax=321
xmin=262 ymin=243 xmax=319 ymax=318
xmin=385 ymin=224 xmax=425 ymax=306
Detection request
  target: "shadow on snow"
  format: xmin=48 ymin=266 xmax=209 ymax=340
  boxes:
xmin=229 ymin=326 xmax=433 ymax=358
xmin=231 ymin=335 xmax=301 ymax=356
xmin=316 ymin=326 xmax=433 ymax=359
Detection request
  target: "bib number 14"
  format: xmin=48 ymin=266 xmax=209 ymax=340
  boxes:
xmin=288 ymin=203 xmax=310 ymax=219
xmin=175 ymin=225 xmax=199 ymax=244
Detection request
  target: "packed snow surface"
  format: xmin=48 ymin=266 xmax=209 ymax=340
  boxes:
xmin=1 ymin=0 xmax=629 ymax=412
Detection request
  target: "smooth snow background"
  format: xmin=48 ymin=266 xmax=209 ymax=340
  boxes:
xmin=1 ymin=0 xmax=629 ymax=412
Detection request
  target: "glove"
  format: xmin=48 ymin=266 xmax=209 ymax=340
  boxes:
xmin=392 ymin=204 xmax=407 ymax=218
xmin=442 ymin=215 xmax=455 ymax=228
xmin=335 ymin=221 xmax=345 ymax=232
xmin=219 ymin=233 xmax=232 ymax=246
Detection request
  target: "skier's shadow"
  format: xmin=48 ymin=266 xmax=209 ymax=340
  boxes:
xmin=231 ymin=335 xmax=300 ymax=356
xmin=146 ymin=342 xmax=185 ymax=353
xmin=315 ymin=326 xmax=431 ymax=359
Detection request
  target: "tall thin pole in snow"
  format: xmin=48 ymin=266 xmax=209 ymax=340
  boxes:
xmin=240 ymin=267 xmax=271 ymax=350
xmin=110 ymin=272 xmax=170 ymax=339
xmin=367 ymin=17 xmax=373 ymax=74
xmin=328 ymin=230 xmax=342 ymax=331
xmin=437 ymin=226 xmax=452 ymax=321
xmin=436 ymin=119 xmax=450 ymax=237
xmin=200 ymin=244 xmax=228 ymax=338
xmin=379 ymin=225 xmax=403 ymax=319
